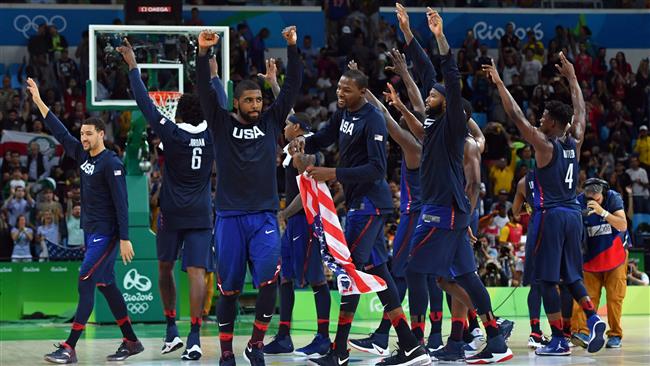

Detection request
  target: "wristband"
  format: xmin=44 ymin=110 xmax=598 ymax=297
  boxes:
xmin=601 ymin=210 xmax=609 ymax=219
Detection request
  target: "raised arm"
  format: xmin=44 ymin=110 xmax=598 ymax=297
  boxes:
xmin=197 ymin=31 xmax=229 ymax=129
xmin=397 ymin=4 xmax=437 ymax=96
xmin=386 ymin=49 xmax=425 ymax=115
xmin=512 ymin=176 xmax=527 ymax=218
xmin=26 ymin=78 xmax=84 ymax=162
xmin=427 ymin=9 xmax=466 ymax=139
xmin=117 ymin=39 xmax=169 ymax=137
xmin=366 ymin=83 xmax=421 ymax=169
xmin=482 ymin=61 xmax=553 ymax=165
xmin=209 ymin=55 xmax=228 ymax=108
xmin=556 ymin=51 xmax=586 ymax=155
xmin=258 ymin=58 xmax=282 ymax=99
xmin=266 ymin=26 xmax=302 ymax=131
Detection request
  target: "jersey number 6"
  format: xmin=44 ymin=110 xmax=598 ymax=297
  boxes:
xmin=191 ymin=147 xmax=202 ymax=170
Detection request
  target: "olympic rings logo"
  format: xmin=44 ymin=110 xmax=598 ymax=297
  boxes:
xmin=127 ymin=302 xmax=149 ymax=314
xmin=13 ymin=14 xmax=67 ymax=39
xmin=123 ymin=268 xmax=152 ymax=292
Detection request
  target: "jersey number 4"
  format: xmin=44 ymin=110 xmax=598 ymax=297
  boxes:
xmin=565 ymin=162 xmax=574 ymax=189
xmin=191 ymin=147 xmax=202 ymax=170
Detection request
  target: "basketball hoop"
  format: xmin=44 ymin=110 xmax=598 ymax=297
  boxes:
xmin=149 ymin=91 xmax=182 ymax=122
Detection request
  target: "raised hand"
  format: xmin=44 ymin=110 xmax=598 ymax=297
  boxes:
xmin=555 ymin=51 xmax=576 ymax=80
xmin=482 ymin=59 xmax=503 ymax=86
xmin=258 ymin=58 xmax=278 ymax=84
xmin=395 ymin=3 xmax=411 ymax=36
xmin=383 ymin=82 xmax=405 ymax=110
xmin=116 ymin=38 xmax=137 ymax=69
xmin=26 ymin=78 xmax=42 ymax=105
xmin=385 ymin=49 xmax=408 ymax=76
xmin=282 ymin=25 xmax=297 ymax=46
xmin=347 ymin=59 xmax=358 ymax=71
xmin=426 ymin=8 xmax=443 ymax=37
xmin=198 ymin=30 xmax=220 ymax=49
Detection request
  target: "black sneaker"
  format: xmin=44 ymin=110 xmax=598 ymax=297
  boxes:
xmin=308 ymin=347 xmax=349 ymax=366
xmin=106 ymin=339 xmax=144 ymax=361
xmin=244 ymin=341 xmax=266 ymax=365
xmin=348 ymin=332 xmax=389 ymax=356
xmin=465 ymin=335 xmax=513 ymax=364
xmin=375 ymin=343 xmax=431 ymax=366
xmin=44 ymin=343 xmax=77 ymax=364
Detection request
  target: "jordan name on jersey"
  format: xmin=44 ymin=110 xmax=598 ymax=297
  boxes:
xmin=232 ymin=126 xmax=265 ymax=140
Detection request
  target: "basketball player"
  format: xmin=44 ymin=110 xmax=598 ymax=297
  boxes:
xmin=513 ymin=171 xmax=550 ymax=348
xmin=396 ymin=5 xmax=512 ymax=363
xmin=289 ymin=66 xmax=430 ymax=366
xmin=196 ymin=26 xmax=302 ymax=366
xmin=263 ymin=111 xmax=332 ymax=358
xmin=483 ymin=52 xmax=606 ymax=355
xmin=117 ymin=39 xmax=216 ymax=360
xmin=28 ymin=78 xmax=143 ymax=364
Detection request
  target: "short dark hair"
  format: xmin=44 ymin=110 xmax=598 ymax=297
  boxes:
xmin=82 ymin=117 xmax=106 ymax=132
xmin=544 ymin=100 xmax=573 ymax=127
xmin=176 ymin=93 xmax=204 ymax=126
xmin=341 ymin=69 xmax=368 ymax=89
xmin=234 ymin=80 xmax=261 ymax=99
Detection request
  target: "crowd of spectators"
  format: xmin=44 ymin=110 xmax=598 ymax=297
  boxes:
xmin=1 ymin=3 xmax=648 ymax=288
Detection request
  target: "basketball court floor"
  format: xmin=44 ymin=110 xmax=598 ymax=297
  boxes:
xmin=1 ymin=315 xmax=648 ymax=365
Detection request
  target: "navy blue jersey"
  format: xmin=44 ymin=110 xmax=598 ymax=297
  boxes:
xmin=196 ymin=45 xmax=302 ymax=212
xmin=405 ymin=39 xmax=470 ymax=214
xmin=535 ymin=137 xmax=580 ymax=210
xmin=128 ymin=68 xmax=215 ymax=230
xmin=399 ymin=160 xmax=421 ymax=214
xmin=305 ymin=103 xmax=392 ymax=211
xmin=44 ymin=112 xmax=129 ymax=240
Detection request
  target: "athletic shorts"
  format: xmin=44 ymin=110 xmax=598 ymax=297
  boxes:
xmin=391 ymin=210 xmax=420 ymax=278
xmin=281 ymin=213 xmax=326 ymax=286
xmin=79 ymin=232 xmax=119 ymax=285
xmin=214 ymin=211 xmax=281 ymax=293
xmin=156 ymin=217 xmax=215 ymax=272
xmin=345 ymin=212 xmax=388 ymax=269
xmin=406 ymin=217 xmax=477 ymax=279
xmin=525 ymin=207 xmax=584 ymax=285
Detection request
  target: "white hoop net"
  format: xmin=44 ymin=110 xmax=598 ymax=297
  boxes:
xmin=149 ymin=91 xmax=182 ymax=122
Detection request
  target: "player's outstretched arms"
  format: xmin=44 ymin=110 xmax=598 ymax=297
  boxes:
xmin=386 ymin=49 xmax=425 ymax=116
xmin=209 ymin=55 xmax=228 ymax=108
xmin=26 ymin=77 xmax=84 ymax=162
xmin=118 ymin=38 xmax=166 ymax=129
xmin=482 ymin=60 xmax=553 ymax=160
xmin=196 ymin=30 xmax=227 ymax=127
xmin=267 ymin=26 xmax=302 ymax=130
xmin=556 ymin=51 xmax=586 ymax=156
xmin=395 ymin=3 xmax=414 ymax=45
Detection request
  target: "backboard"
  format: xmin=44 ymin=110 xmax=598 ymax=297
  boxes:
xmin=87 ymin=24 xmax=230 ymax=110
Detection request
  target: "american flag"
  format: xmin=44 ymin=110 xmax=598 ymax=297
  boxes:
xmin=297 ymin=174 xmax=387 ymax=295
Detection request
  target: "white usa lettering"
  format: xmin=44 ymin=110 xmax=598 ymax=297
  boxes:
xmin=340 ymin=120 xmax=354 ymax=135
xmin=232 ymin=126 xmax=265 ymax=140
xmin=80 ymin=161 xmax=95 ymax=175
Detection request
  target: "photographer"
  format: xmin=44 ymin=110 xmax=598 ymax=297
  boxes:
xmin=571 ymin=178 xmax=628 ymax=349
